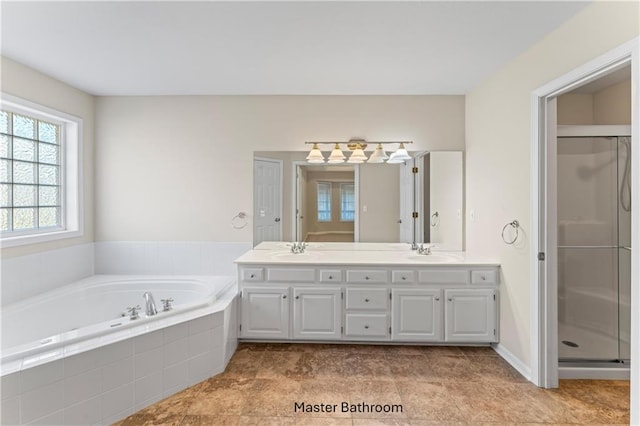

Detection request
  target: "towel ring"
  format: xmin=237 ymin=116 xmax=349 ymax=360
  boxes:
xmin=430 ymin=211 xmax=439 ymax=227
xmin=501 ymin=220 xmax=519 ymax=245
xmin=232 ymin=212 xmax=248 ymax=229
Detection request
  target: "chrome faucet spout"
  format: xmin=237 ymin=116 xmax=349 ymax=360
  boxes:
xmin=143 ymin=292 xmax=158 ymax=316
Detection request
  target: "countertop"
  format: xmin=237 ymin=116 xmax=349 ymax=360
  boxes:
xmin=235 ymin=243 xmax=499 ymax=266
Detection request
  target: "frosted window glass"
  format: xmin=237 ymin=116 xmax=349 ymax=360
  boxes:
xmin=13 ymin=207 xmax=35 ymax=229
xmin=0 ymin=135 xmax=9 ymax=158
xmin=39 ymin=186 xmax=59 ymax=206
xmin=39 ymin=143 xmax=58 ymax=164
xmin=13 ymin=161 xmax=36 ymax=184
xmin=13 ymin=138 xmax=36 ymax=162
xmin=14 ymin=185 xmax=36 ymax=207
xmin=0 ymin=208 xmax=8 ymax=231
xmin=39 ymin=164 xmax=58 ymax=185
xmin=13 ymin=114 xmax=35 ymax=139
xmin=38 ymin=122 xmax=58 ymax=144
xmin=39 ymin=207 xmax=58 ymax=227
xmin=0 ymin=111 xmax=9 ymax=134
xmin=0 ymin=184 xmax=9 ymax=207
xmin=0 ymin=159 xmax=9 ymax=182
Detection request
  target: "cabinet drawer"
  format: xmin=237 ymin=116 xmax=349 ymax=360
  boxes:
xmin=471 ymin=270 xmax=498 ymax=285
xmin=346 ymin=270 xmax=387 ymax=284
xmin=242 ymin=268 xmax=264 ymax=282
xmin=345 ymin=288 xmax=389 ymax=310
xmin=319 ymin=269 xmax=343 ymax=283
xmin=345 ymin=313 xmax=389 ymax=337
xmin=267 ymin=268 xmax=315 ymax=282
xmin=392 ymin=270 xmax=415 ymax=284
xmin=418 ymin=270 xmax=469 ymax=285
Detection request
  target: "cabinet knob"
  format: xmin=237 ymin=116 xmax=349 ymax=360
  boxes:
xmin=448 ymin=298 xmax=453 ymax=302
xmin=328 ymin=276 xmax=333 ymax=280
xmin=364 ymin=325 xmax=369 ymax=329
xmin=402 ymin=276 xmax=406 ymax=280
xmin=482 ymin=276 xmax=486 ymax=280
xmin=365 ymin=298 xmax=370 ymax=302
xmin=365 ymin=276 xmax=369 ymax=280
xmin=295 ymin=295 xmax=299 ymax=299
xmin=283 ymin=295 xmax=287 ymax=299
xmin=435 ymin=297 xmax=440 ymax=301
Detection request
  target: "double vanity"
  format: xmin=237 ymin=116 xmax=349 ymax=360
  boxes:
xmin=235 ymin=242 xmax=500 ymax=344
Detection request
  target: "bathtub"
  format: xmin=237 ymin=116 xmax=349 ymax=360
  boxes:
xmin=0 ymin=275 xmax=239 ymax=425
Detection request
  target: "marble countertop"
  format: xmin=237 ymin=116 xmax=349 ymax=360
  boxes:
xmin=236 ymin=242 xmax=499 ymax=266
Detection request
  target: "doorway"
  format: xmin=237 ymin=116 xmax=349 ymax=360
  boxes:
xmin=532 ymin=37 xmax=638 ymax=404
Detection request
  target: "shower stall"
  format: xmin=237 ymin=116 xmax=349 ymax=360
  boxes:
xmin=557 ymin=125 xmax=632 ymax=371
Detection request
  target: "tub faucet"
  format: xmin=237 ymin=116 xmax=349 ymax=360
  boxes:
xmin=143 ymin=292 xmax=158 ymax=316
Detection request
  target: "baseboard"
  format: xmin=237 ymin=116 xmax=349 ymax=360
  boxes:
xmin=306 ymin=231 xmax=355 ymax=236
xmin=492 ymin=343 xmax=532 ymax=381
xmin=559 ymin=365 xmax=630 ymax=380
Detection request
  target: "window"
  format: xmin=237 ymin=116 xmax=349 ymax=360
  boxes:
xmin=340 ymin=182 xmax=355 ymax=221
xmin=317 ymin=182 xmax=331 ymax=222
xmin=0 ymin=94 xmax=82 ymax=247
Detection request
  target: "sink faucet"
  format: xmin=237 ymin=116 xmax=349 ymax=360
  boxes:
xmin=290 ymin=242 xmax=308 ymax=254
xmin=417 ymin=244 xmax=435 ymax=255
xmin=143 ymin=292 xmax=158 ymax=316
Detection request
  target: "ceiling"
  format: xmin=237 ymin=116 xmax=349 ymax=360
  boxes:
xmin=1 ymin=1 xmax=589 ymax=96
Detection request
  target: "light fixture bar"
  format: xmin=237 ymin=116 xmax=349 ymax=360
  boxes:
xmin=304 ymin=141 xmax=413 ymax=146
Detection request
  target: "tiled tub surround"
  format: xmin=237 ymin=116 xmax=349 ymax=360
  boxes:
xmin=1 ymin=275 xmax=236 ymax=373
xmin=0 ymin=289 xmax=238 ymax=426
xmin=0 ymin=241 xmax=249 ymax=425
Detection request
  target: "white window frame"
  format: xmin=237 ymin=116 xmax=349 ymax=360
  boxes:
xmin=0 ymin=93 xmax=83 ymax=247
xmin=339 ymin=182 xmax=355 ymax=222
xmin=316 ymin=181 xmax=332 ymax=222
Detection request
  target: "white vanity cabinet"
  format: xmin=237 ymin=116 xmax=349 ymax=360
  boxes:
xmin=391 ymin=289 xmax=443 ymax=341
xmin=236 ymin=254 xmax=500 ymax=345
xmin=292 ymin=287 xmax=342 ymax=339
xmin=240 ymin=286 xmax=290 ymax=339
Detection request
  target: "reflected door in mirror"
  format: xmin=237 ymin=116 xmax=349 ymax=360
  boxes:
xmin=254 ymin=158 xmax=283 ymax=246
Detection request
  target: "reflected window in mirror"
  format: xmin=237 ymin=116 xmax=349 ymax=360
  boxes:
xmin=340 ymin=183 xmax=355 ymax=222
xmin=317 ymin=182 xmax=331 ymax=222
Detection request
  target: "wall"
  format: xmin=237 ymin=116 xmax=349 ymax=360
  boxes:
xmin=305 ymin=170 xmax=355 ymax=237
xmin=359 ymin=163 xmax=400 ymax=242
xmin=465 ymin=1 xmax=639 ymax=368
xmin=0 ymin=57 xmax=95 ymax=258
xmin=558 ymin=79 xmax=631 ymax=125
xmin=96 ymin=96 xmax=465 ymax=243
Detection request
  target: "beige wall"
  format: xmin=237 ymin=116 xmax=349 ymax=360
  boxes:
xmin=558 ymin=79 xmax=631 ymax=125
xmin=305 ymin=171 xmax=355 ymax=236
xmin=0 ymin=57 xmax=95 ymax=258
xmin=96 ymin=96 xmax=465 ymax=242
xmin=359 ymin=163 xmax=400 ymax=242
xmin=465 ymin=0 xmax=639 ymax=367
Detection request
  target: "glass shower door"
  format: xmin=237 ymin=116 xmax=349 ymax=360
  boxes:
xmin=557 ymin=136 xmax=619 ymax=361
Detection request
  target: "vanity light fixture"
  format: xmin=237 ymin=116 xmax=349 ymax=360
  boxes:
xmin=304 ymin=140 xmax=413 ymax=164
xmin=327 ymin=143 xmax=346 ymax=163
xmin=306 ymin=143 xmax=325 ymax=163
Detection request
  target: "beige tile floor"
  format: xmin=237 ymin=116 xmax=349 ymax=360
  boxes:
xmin=115 ymin=343 xmax=630 ymax=425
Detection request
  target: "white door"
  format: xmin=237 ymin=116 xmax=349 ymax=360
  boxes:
xmin=292 ymin=287 xmax=341 ymax=340
xmin=241 ymin=287 xmax=290 ymax=339
xmin=254 ymin=158 xmax=282 ymax=246
xmin=398 ymin=161 xmax=414 ymax=243
xmin=444 ymin=289 xmax=496 ymax=342
xmin=391 ymin=289 xmax=443 ymax=341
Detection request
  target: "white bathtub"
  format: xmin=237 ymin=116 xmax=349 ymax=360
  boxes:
xmin=1 ymin=275 xmax=235 ymax=373
xmin=0 ymin=274 xmax=239 ymax=425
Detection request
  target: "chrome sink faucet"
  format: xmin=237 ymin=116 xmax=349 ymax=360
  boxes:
xmin=143 ymin=292 xmax=158 ymax=316
xmin=417 ymin=244 xmax=435 ymax=255
xmin=290 ymin=242 xmax=308 ymax=254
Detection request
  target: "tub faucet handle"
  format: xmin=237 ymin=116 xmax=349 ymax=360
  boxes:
xmin=161 ymin=298 xmax=174 ymax=312
xmin=127 ymin=305 xmax=142 ymax=320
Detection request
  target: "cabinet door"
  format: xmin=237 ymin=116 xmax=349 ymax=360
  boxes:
xmin=241 ymin=287 xmax=290 ymax=339
xmin=391 ymin=289 xmax=443 ymax=341
xmin=292 ymin=287 xmax=342 ymax=340
xmin=444 ymin=289 xmax=496 ymax=342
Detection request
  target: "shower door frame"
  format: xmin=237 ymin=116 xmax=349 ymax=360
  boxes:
xmin=531 ymin=37 xmax=639 ymax=423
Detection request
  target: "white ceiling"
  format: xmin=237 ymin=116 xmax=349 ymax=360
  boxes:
xmin=1 ymin=1 xmax=589 ymax=96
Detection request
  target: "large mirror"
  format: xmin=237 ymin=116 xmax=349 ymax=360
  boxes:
xmin=253 ymin=151 xmax=463 ymax=250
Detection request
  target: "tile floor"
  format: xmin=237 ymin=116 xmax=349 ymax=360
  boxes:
xmin=115 ymin=343 xmax=630 ymax=425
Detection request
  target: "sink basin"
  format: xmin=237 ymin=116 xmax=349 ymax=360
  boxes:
xmin=270 ymin=252 xmax=321 ymax=261
xmin=406 ymin=254 xmax=462 ymax=263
